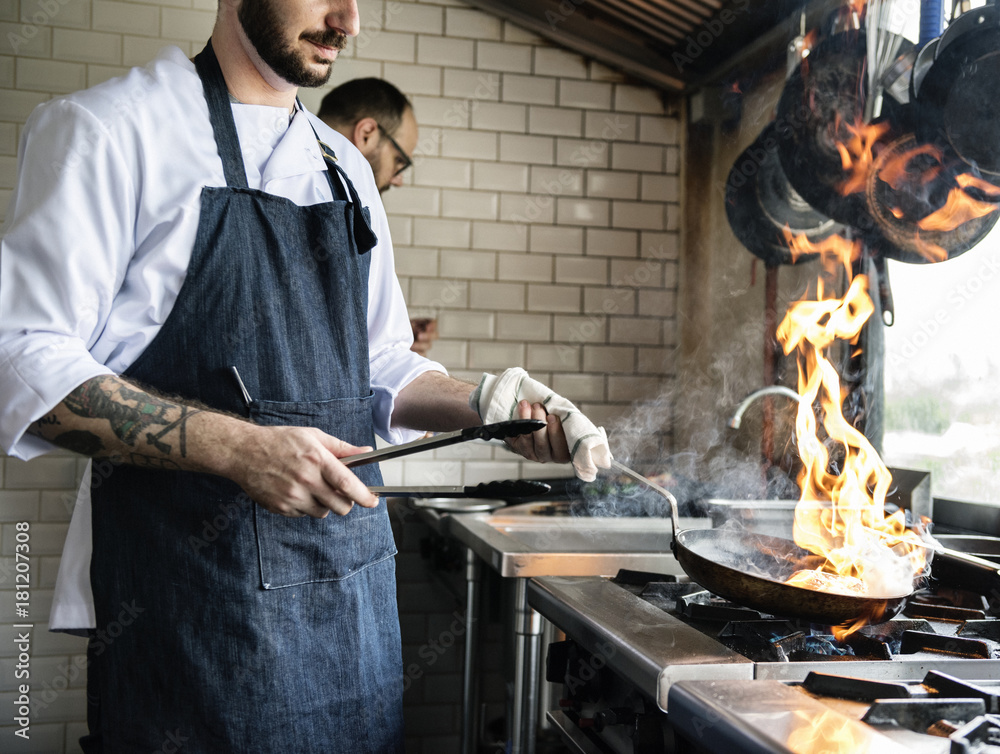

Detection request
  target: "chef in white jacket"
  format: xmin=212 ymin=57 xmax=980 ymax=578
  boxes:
xmin=0 ymin=0 xmax=611 ymax=748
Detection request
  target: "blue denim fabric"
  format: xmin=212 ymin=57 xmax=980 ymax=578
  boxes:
xmin=87 ymin=40 xmax=403 ymax=753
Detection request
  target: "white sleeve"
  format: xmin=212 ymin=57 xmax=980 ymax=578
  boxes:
xmin=324 ymin=130 xmax=448 ymax=445
xmin=364 ymin=197 xmax=448 ymax=444
xmin=0 ymin=99 xmax=132 ymax=458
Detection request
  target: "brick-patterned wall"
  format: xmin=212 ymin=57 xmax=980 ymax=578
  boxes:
xmin=0 ymin=0 xmax=681 ymax=750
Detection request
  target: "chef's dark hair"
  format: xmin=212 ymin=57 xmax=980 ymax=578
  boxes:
xmin=318 ymin=78 xmax=413 ymax=136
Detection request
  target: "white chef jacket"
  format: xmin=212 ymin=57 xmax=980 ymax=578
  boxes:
xmin=0 ymin=46 xmax=444 ymax=630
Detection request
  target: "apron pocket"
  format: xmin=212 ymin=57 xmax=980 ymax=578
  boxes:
xmin=249 ymin=393 xmax=395 ymax=589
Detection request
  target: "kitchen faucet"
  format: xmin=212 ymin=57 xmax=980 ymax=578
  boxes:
xmin=728 ymin=386 xmax=805 ymax=429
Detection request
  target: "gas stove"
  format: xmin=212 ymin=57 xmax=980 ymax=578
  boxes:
xmin=529 ymin=568 xmax=1000 ymax=754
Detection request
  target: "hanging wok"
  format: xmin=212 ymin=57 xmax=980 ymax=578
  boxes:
xmin=915 ymin=2 xmax=1000 ymax=181
xmin=865 ymin=132 xmax=1000 ymax=264
xmin=611 ymin=462 xmax=909 ymax=626
xmin=725 ymin=122 xmax=842 ymax=266
xmin=775 ymin=30 xmax=876 ymax=227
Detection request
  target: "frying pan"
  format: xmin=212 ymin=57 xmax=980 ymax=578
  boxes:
xmin=611 ymin=462 xmax=909 ymax=625
xmin=725 ymin=122 xmax=842 ymax=266
xmin=915 ymin=2 xmax=1000 ymax=180
xmin=864 ymin=132 xmax=999 ymax=264
xmin=775 ymin=30 xmax=877 ymax=227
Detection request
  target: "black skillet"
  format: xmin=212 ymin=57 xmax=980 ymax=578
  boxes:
xmin=915 ymin=1 xmax=1000 ymax=181
xmin=777 ymin=28 xmax=998 ymax=264
xmin=776 ymin=30 xmax=875 ymax=228
xmin=864 ymin=131 xmax=999 ymax=264
xmin=725 ymin=122 xmax=842 ymax=266
xmin=612 ymin=462 xmax=910 ymax=626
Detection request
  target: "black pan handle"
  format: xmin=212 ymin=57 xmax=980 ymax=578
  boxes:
xmin=932 ymin=547 xmax=1000 ymax=598
xmin=464 ymin=419 xmax=546 ymax=442
xmin=467 ymin=480 xmax=551 ymax=499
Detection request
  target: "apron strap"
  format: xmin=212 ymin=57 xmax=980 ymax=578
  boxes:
xmin=193 ymin=40 xmax=249 ymax=190
xmin=304 ymin=114 xmax=379 ymax=254
xmin=193 ymin=40 xmax=377 ymax=253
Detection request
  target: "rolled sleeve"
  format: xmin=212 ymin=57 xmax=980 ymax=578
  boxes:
xmin=0 ymin=99 xmax=134 ymax=457
xmin=370 ymin=345 xmax=447 ymax=445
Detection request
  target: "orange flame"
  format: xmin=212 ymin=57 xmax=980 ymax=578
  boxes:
xmin=871 ymin=139 xmax=999 ymax=263
xmin=776 ymin=232 xmax=929 ymax=638
xmin=956 ymin=172 xmax=1000 ymax=199
xmin=918 ymin=187 xmax=998 ymax=232
xmin=835 ymin=118 xmax=891 ymax=196
xmin=877 ymin=142 xmax=943 ymax=191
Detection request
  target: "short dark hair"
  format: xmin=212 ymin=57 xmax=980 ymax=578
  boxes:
xmin=318 ymin=78 xmax=413 ymax=136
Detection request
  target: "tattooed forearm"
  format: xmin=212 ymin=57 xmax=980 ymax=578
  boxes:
xmin=27 ymin=375 xmax=218 ymax=463
xmin=52 ymin=429 xmax=105 ymax=456
xmin=64 ymin=379 xmax=174 ymax=446
xmin=143 ymin=406 xmax=203 ymax=456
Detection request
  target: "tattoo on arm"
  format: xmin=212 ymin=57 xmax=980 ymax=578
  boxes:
xmin=33 ymin=376 xmax=206 ymax=461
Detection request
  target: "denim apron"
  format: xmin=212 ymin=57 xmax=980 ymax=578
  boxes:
xmin=87 ymin=41 xmax=404 ymax=753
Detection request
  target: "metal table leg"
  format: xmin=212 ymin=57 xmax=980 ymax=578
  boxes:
xmin=461 ymin=547 xmax=481 ymax=754
xmin=511 ymin=577 xmax=543 ymax=754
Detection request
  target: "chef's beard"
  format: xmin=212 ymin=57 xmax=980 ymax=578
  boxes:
xmin=238 ymin=0 xmax=347 ymax=88
xmin=368 ymin=151 xmax=390 ymax=193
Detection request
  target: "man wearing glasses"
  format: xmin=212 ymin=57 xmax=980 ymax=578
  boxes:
xmin=319 ymin=77 xmax=415 ymax=194
xmin=319 ymin=78 xmax=438 ymax=355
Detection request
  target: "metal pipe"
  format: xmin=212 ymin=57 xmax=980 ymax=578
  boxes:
xmin=729 ymin=386 xmax=805 ymax=430
xmin=512 ymin=578 xmax=543 ymax=754
xmin=461 ymin=547 xmax=481 ymax=754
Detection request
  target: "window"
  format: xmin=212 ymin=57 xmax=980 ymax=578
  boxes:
xmin=882 ymin=228 xmax=1000 ymax=504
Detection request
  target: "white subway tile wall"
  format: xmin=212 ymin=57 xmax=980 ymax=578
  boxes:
xmin=0 ymin=0 xmax=680 ymax=749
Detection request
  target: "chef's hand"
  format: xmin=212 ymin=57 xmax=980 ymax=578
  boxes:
xmin=470 ymin=367 xmax=612 ymax=482
xmin=229 ymin=424 xmax=378 ymax=518
xmin=409 ymin=318 xmax=438 ymax=356
xmin=505 ymin=399 xmax=571 ymax=464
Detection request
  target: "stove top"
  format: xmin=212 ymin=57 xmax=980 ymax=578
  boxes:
xmin=529 ymin=573 xmax=1000 ymax=714
xmin=531 ymin=567 xmax=1000 ymax=754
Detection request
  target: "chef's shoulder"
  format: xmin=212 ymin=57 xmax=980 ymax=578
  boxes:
xmin=22 ymin=46 xmax=209 ymax=173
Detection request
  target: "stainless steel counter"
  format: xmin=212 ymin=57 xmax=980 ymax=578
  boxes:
xmin=447 ymin=510 xmax=711 ymax=578
xmin=445 ymin=508 xmax=711 ymax=754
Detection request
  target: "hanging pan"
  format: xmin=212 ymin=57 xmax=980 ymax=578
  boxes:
xmin=915 ymin=2 xmax=1000 ymax=182
xmin=865 ymin=132 xmax=999 ymax=264
xmin=725 ymin=122 xmax=842 ymax=265
xmin=776 ymin=30 xmax=875 ymax=226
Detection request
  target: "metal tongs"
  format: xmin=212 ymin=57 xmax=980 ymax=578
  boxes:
xmin=348 ymin=419 xmax=553 ymax=499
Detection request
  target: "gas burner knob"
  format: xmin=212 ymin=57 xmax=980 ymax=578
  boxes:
xmin=593 ymin=707 xmax=637 ymax=732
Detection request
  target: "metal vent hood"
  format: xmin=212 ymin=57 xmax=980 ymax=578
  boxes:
xmin=462 ymin=0 xmax=835 ymax=92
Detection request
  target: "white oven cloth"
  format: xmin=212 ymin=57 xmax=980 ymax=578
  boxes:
xmin=470 ymin=367 xmax=612 ymax=482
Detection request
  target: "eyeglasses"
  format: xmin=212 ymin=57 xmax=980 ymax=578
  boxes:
xmin=376 ymin=123 xmax=413 ymax=177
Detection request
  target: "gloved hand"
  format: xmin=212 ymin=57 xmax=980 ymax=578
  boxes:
xmin=469 ymin=367 xmax=612 ymax=482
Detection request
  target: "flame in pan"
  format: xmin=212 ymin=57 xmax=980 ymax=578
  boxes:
xmin=776 ymin=232 xmax=929 ymax=638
